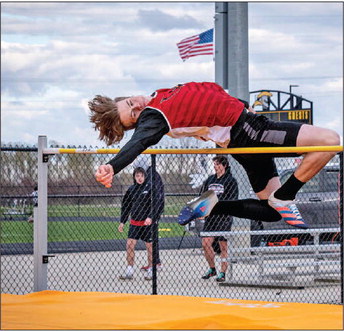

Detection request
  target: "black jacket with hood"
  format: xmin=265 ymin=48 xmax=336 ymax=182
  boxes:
xmin=120 ymin=168 xmax=164 ymax=224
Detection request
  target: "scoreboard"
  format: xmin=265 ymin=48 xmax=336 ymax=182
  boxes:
xmin=250 ymin=90 xmax=313 ymax=125
xmin=256 ymin=109 xmax=312 ymax=124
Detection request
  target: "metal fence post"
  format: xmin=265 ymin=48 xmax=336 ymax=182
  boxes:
xmin=340 ymin=152 xmax=343 ymax=304
xmin=151 ymin=154 xmax=158 ymax=295
xmin=33 ymin=135 xmax=49 ymax=291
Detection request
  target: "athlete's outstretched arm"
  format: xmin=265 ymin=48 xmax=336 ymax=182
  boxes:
xmin=95 ymin=109 xmax=169 ymax=188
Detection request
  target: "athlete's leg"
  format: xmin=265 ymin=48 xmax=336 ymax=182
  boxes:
xmin=264 ymin=124 xmax=339 ymax=200
xmin=145 ymin=241 xmax=153 ymax=268
xmin=219 ymin=240 xmax=228 ymax=273
xmin=227 ymin=113 xmax=339 ymax=228
xmin=231 ymin=112 xmax=339 ymax=199
xmin=209 ymin=154 xmax=281 ymax=223
xmin=126 ymin=238 xmax=137 ymax=266
xmin=201 ymin=236 xmax=217 ymax=279
xmin=202 ymin=237 xmax=215 ymax=268
xmin=180 ymin=123 xmax=339 ymax=226
xmin=255 ymin=176 xmax=281 ymax=200
xmin=210 ymin=199 xmax=281 ymax=222
xmin=294 ymin=125 xmax=339 ymax=181
xmin=179 ymin=155 xmax=283 ymax=224
xmin=271 ymin=125 xmax=339 ymax=219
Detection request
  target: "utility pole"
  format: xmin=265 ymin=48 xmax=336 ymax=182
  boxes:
xmin=289 ymin=84 xmax=299 ymax=94
xmin=215 ymin=2 xmax=228 ymax=89
xmin=215 ymin=2 xmax=249 ymax=101
xmin=227 ymin=2 xmax=249 ymax=101
xmin=289 ymin=84 xmax=299 ymax=109
xmin=214 ymin=3 xmax=251 ymax=254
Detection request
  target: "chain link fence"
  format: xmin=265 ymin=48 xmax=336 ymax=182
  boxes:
xmin=1 ymin=145 xmax=342 ymax=304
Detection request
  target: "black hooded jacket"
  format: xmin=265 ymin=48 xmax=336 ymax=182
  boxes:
xmin=200 ymin=167 xmax=239 ymax=224
xmin=200 ymin=167 xmax=238 ymax=201
xmin=120 ymin=168 xmax=164 ymax=224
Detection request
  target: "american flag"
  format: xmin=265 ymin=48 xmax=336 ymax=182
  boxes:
xmin=177 ymin=29 xmax=214 ymax=61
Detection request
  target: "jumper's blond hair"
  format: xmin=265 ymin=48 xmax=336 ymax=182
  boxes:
xmin=88 ymin=95 xmax=128 ymax=145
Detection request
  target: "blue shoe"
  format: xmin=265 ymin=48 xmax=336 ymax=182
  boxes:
xmin=268 ymin=192 xmax=309 ymax=229
xmin=178 ymin=190 xmax=218 ymax=226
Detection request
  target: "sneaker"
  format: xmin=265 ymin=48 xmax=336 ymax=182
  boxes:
xmin=27 ymin=216 xmax=34 ymax=223
xmin=141 ymin=263 xmax=162 ymax=271
xmin=141 ymin=265 xmax=150 ymax=271
xmin=216 ymin=272 xmax=226 ymax=282
xmin=202 ymin=268 xmax=217 ymax=279
xmin=268 ymin=192 xmax=308 ymax=229
xmin=178 ymin=190 xmax=219 ymax=226
xmin=144 ymin=270 xmax=152 ymax=281
xmin=119 ymin=273 xmax=133 ymax=280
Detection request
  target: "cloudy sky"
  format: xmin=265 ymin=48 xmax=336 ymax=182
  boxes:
xmin=1 ymin=2 xmax=343 ymax=148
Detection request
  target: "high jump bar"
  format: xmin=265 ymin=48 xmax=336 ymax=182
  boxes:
xmin=43 ymin=145 xmax=343 ymax=155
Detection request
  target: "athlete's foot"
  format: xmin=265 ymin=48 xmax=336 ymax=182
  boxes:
xmin=178 ymin=190 xmax=218 ymax=226
xmin=268 ymin=191 xmax=308 ymax=229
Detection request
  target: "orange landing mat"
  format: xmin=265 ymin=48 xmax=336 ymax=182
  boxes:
xmin=1 ymin=291 xmax=343 ymax=330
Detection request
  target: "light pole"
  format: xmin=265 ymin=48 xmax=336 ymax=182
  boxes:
xmin=289 ymin=84 xmax=299 ymax=95
xmin=289 ymin=85 xmax=299 ymax=109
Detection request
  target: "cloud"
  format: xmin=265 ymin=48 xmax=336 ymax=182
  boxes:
xmin=1 ymin=2 xmax=342 ymax=147
xmin=137 ymin=9 xmax=203 ymax=31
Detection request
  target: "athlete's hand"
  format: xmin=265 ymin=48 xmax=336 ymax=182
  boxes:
xmin=144 ymin=217 xmax=152 ymax=226
xmin=95 ymin=164 xmax=114 ymax=188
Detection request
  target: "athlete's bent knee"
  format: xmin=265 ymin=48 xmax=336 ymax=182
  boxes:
xmin=327 ymin=130 xmax=340 ymax=145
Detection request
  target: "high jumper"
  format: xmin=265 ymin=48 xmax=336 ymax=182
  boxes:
xmin=89 ymin=82 xmax=340 ymax=228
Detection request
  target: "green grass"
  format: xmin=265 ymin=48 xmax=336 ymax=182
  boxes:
xmin=47 ymin=205 xmax=121 ymax=217
xmin=0 ymin=221 xmax=189 ymax=244
xmin=0 ymin=201 xmax=191 ymax=244
xmin=1 ymin=199 xmax=189 ymax=218
xmin=45 ymin=203 xmax=185 ymax=217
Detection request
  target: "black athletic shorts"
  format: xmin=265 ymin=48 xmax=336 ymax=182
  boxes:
xmin=203 ymin=215 xmax=233 ymax=242
xmin=128 ymin=224 xmax=152 ymax=243
xmin=229 ymin=110 xmax=303 ymax=193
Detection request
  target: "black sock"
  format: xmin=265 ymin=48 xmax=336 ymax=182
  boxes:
xmin=274 ymin=174 xmax=305 ymax=201
xmin=210 ymin=199 xmax=281 ymax=222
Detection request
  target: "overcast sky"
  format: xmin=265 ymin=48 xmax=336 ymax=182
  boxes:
xmin=1 ymin=2 xmax=343 ymax=148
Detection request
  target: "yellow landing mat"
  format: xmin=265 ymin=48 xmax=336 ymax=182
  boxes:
xmin=1 ymin=291 xmax=342 ymax=330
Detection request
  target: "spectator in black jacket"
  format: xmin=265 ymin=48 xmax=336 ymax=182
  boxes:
xmin=118 ymin=167 xmax=164 ymax=281
xmin=200 ymin=156 xmax=238 ymax=282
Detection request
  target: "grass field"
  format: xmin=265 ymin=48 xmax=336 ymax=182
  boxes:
xmin=1 ymin=202 xmax=185 ymax=218
xmin=47 ymin=205 xmax=184 ymax=217
xmin=0 ymin=200 xmax=190 ymax=244
xmin=0 ymin=221 xmax=188 ymax=244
